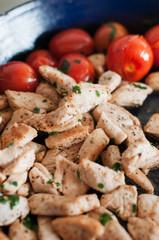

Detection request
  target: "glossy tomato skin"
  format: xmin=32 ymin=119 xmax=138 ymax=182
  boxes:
xmin=26 ymin=49 xmax=57 ymax=76
xmin=49 ymin=28 xmax=94 ymax=59
xmin=107 ymin=35 xmax=153 ymax=82
xmin=0 ymin=61 xmax=38 ymax=93
xmin=94 ymin=22 xmax=128 ymax=52
xmin=145 ymin=25 xmax=159 ymax=67
xmin=58 ymin=53 xmax=95 ymax=83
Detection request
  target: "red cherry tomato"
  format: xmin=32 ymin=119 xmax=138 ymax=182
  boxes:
xmin=49 ymin=28 xmax=94 ymax=59
xmin=58 ymin=53 xmax=95 ymax=83
xmin=145 ymin=25 xmax=159 ymax=67
xmin=26 ymin=49 xmax=57 ymax=76
xmin=0 ymin=61 xmax=38 ymax=93
xmin=107 ymin=35 xmax=153 ymax=82
xmin=94 ymin=22 xmax=128 ymax=52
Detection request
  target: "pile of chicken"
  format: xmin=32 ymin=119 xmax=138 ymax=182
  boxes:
xmin=0 ymin=54 xmax=159 ymax=240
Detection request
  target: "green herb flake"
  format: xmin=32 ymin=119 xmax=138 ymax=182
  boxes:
xmin=23 ymin=215 xmax=38 ymax=231
xmin=47 ymin=174 xmax=53 ymax=184
xmin=73 ymin=85 xmax=81 ymax=94
xmin=99 ymin=213 xmax=112 ymax=226
xmin=34 ymin=107 xmax=40 ymax=114
xmin=77 ymin=170 xmax=81 ymax=179
xmin=59 ymin=59 xmax=71 ymax=72
xmin=52 ymin=82 xmax=57 ymax=88
xmin=132 ymin=83 xmax=147 ymax=90
xmin=55 ymin=182 xmax=61 ymax=188
xmin=8 ymin=142 xmax=13 ymax=147
xmin=150 ymin=142 xmax=153 ymax=145
xmin=132 ymin=203 xmax=137 ymax=213
xmin=107 ymin=77 xmax=112 ymax=80
xmin=8 ymin=195 xmax=19 ymax=209
xmin=0 ymin=112 xmax=1 ymax=116
xmin=10 ymin=181 xmax=18 ymax=187
xmin=78 ymin=119 xmax=83 ymax=124
xmin=42 ymin=99 xmax=47 ymax=103
xmin=109 ymin=138 xmax=116 ymax=145
xmin=95 ymin=90 xmax=100 ymax=97
xmin=98 ymin=183 xmax=104 ymax=189
xmin=74 ymin=59 xmax=81 ymax=64
xmin=1 ymin=184 xmax=4 ymax=190
xmin=105 ymin=139 xmax=108 ymax=144
xmin=111 ymin=162 xmax=121 ymax=172
xmin=105 ymin=23 xmax=117 ymax=43
xmin=116 ymin=209 xmax=120 ymax=215
xmin=0 ymin=196 xmax=7 ymax=205
xmin=60 ymin=87 xmax=68 ymax=95
xmin=83 ymin=81 xmax=92 ymax=84
xmin=50 ymin=131 xmax=58 ymax=136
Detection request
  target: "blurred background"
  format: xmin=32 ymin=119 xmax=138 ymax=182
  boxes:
xmin=0 ymin=0 xmax=31 ymax=14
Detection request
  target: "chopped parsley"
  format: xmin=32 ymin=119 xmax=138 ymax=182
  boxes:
xmin=111 ymin=162 xmax=121 ymax=172
xmin=0 ymin=112 xmax=1 ymax=116
xmin=132 ymin=83 xmax=147 ymax=90
xmin=105 ymin=23 xmax=117 ymax=43
xmin=10 ymin=181 xmax=18 ymax=187
xmin=8 ymin=195 xmax=19 ymax=209
xmin=46 ymin=174 xmax=53 ymax=184
xmin=107 ymin=77 xmax=112 ymax=80
xmin=42 ymin=99 xmax=47 ymax=103
xmin=73 ymin=85 xmax=81 ymax=94
xmin=34 ymin=107 xmax=40 ymax=114
xmin=78 ymin=119 xmax=83 ymax=124
xmin=105 ymin=139 xmax=108 ymax=144
xmin=83 ymin=81 xmax=92 ymax=83
xmin=60 ymin=87 xmax=68 ymax=95
xmin=98 ymin=183 xmax=104 ymax=189
xmin=0 ymin=196 xmax=7 ymax=205
xmin=55 ymin=182 xmax=61 ymax=188
xmin=59 ymin=59 xmax=71 ymax=72
xmin=8 ymin=142 xmax=13 ymax=147
xmin=77 ymin=170 xmax=81 ymax=179
xmin=99 ymin=213 xmax=112 ymax=226
xmin=52 ymin=82 xmax=57 ymax=88
xmin=50 ymin=131 xmax=58 ymax=136
xmin=1 ymin=184 xmax=4 ymax=190
xmin=116 ymin=209 xmax=120 ymax=215
xmin=74 ymin=59 xmax=81 ymax=64
xmin=132 ymin=203 xmax=137 ymax=213
xmin=149 ymin=142 xmax=153 ymax=145
xmin=23 ymin=215 xmax=38 ymax=231
xmin=95 ymin=90 xmax=100 ymax=97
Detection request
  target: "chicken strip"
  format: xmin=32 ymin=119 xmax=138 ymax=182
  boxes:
xmin=0 ymin=108 xmax=12 ymax=132
xmin=144 ymin=113 xmax=159 ymax=139
xmin=28 ymin=193 xmax=100 ymax=216
xmin=101 ymin=145 xmax=122 ymax=168
xmin=98 ymin=70 xmax=121 ymax=92
xmin=145 ymin=72 xmax=159 ymax=91
xmin=0 ymin=95 xmax=8 ymax=110
xmin=16 ymin=183 xmax=30 ymax=197
xmin=82 ymin=112 xmax=94 ymax=133
xmin=52 ymin=215 xmax=104 ymax=240
xmin=37 ymin=217 xmax=60 ymax=240
xmin=88 ymin=53 xmax=105 ymax=76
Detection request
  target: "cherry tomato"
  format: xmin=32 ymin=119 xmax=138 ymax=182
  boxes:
xmin=94 ymin=22 xmax=128 ymax=52
xmin=58 ymin=53 xmax=95 ymax=83
xmin=107 ymin=35 xmax=153 ymax=82
xmin=0 ymin=61 xmax=38 ymax=93
xmin=49 ymin=28 xmax=94 ymax=59
xmin=26 ymin=49 xmax=57 ymax=76
xmin=145 ymin=25 xmax=159 ymax=67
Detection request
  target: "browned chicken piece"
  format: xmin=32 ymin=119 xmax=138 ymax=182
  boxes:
xmin=98 ymin=70 xmax=121 ymax=92
xmin=28 ymin=193 xmax=100 ymax=216
xmin=0 ymin=171 xmax=6 ymax=184
xmin=39 ymin=65 xmax=77 ymax=96
xmin=0 ymin=95 xmax=8 ymax=110
xmin=144 ymin=113 xmax=159 ymax=139
xmin=100 ymin=185 xmax=137 ymax=221
xmin=5 ymin=90 xmax=56 ymax=112
xmin=0 ymin=108 xmax=12 ymax=132
xmin=16 ymin=183 xmax=30 ymax=197
xmin=145 ymin=72 xmax=159 ymax=91
xmin=137 ymin=194 xmax=159 ymax=224
xmin=79 ymin=159 xmax=125 ymax=193
xmin=0 ymin=195 xmax=29 ymax=226
xmin=110 ymin=82 xmax=152 ymax=107
xmin=0 ymin=230 xmax=10 ymax=240
xmin=37 ymin=217 xmax=60 ymax=240
xmin=25 ymin=141 xmax=46 ymax=162
xmin=96 ymin=112 xmax=127 ymax=145
xmin=45 ymin=125 xmax=89 ymax=149
xmin=127 ymin=217 xmax=159 ymax=240
xmin=29 ymin=162 xmax=59 ymax=195
xmin=124 ymin=125 xmax=146 ymax=146
xmin=88 ymin=53 xmax=105 ymax=76
xmin=82 ymin=112 xmax=94 ymax=133
xmin=36 ymin=82 xmax=61 ymax=107
xmin=9 ymin=219 xmax=37 ymax=240
xmin=52 ymin=215 xmax=104 ymax=240
xmin=101 ymin=145 xmax=121 ymax=168
xmin=54 ymin=155 xmax=89 ymax=196
xmin=78 ymin=128 xmax=109 ymax=162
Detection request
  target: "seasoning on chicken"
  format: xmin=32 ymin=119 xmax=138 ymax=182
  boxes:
xmin=88 ymin=53 xmax=105 ymax=76
xmin=0 ymin=95 xmax=8 ymax=110
xmin=144 ymin=113 xmax=159 ymax=139
xmin=98 ymin=70 xmax=121 ymax=92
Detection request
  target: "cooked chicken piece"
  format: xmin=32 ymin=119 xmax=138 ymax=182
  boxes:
xmin=0 ymin=195 xmax=29 ymax=226
xmin=45 ymin=125 xmax=89 ymax=149
xmin=0 ymin=108 xmax=12 ymax=132
xmin=25 ymin=142 xmax=46 ymax=162
xmin=39 ymin=65 xmax=76 ymax=96
xmin=98 ymin=70 xmax=121 ymax=92
xmin=102 ymin=145 xmax=122 ymax=168
xmin=145 ymin=72 xmax=159 ymax=91
xmin=36 ymin=82 xmax=61 ymax=107
xmin=52 ymin=215 xmax=104 ymax=240
xmin=1 ymin=123 xmax=37 ymax=150
xmin=0 ymin=171 xmax=6 ymax=184
xmin=54 ymin=155 xmax=88 ymax=196
xmin=5 ymin=90 xmax=56 ymax=113
xmin=82 ymin=112 xmax=94 ymax=133
xmin=110 ymin=82 xmax=152 ymax=107
xmin=29 ymin=162 xmax=59 ymax=195
xmin=88 ymin=53 xmax=105 ymax=76
xmin=0 ymin=95 xmax=8 ymax=110
xmin=16 ymin=183 xmax=30 ymax=197
xmin=97 ymin=112 xmax=127 ymax=145
xmin=127 ymin=217 xmax=159 ymax=240
xmin=37 ymin=217 xmax=60 ymax=240
xmin=124 ymin=125 xmax=146 ymax=146
xmin=2 ymin=172 xmax=27 ymax=195
xmin=0 ymin=146 xmax=24 ymax=168
xmin=0 ymin=116 xmax=2 ymax=124
xmin=79 ymin=159 xmax=125 ymax=193
xmin=28 ymin=193 xmax=100 ymax=216
xmin=78 ymin=128 xmax=109 ymax=162
xmin=0 ymin=230 xmax=10 ymax=240
xmin=144 ymin=113 xmax=159 ymax=139
xmin=9 ymin=219 xmax=37 ymax=240
xmin=137 ymin=194 xmax=159 ymax=224
xmin=3 ymin=149 xmax=35 ymax=175
xmin=93 ymin=102 xmax=141 ymax=129
xmin=100 ymin=185 xmax=137 ymax=220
